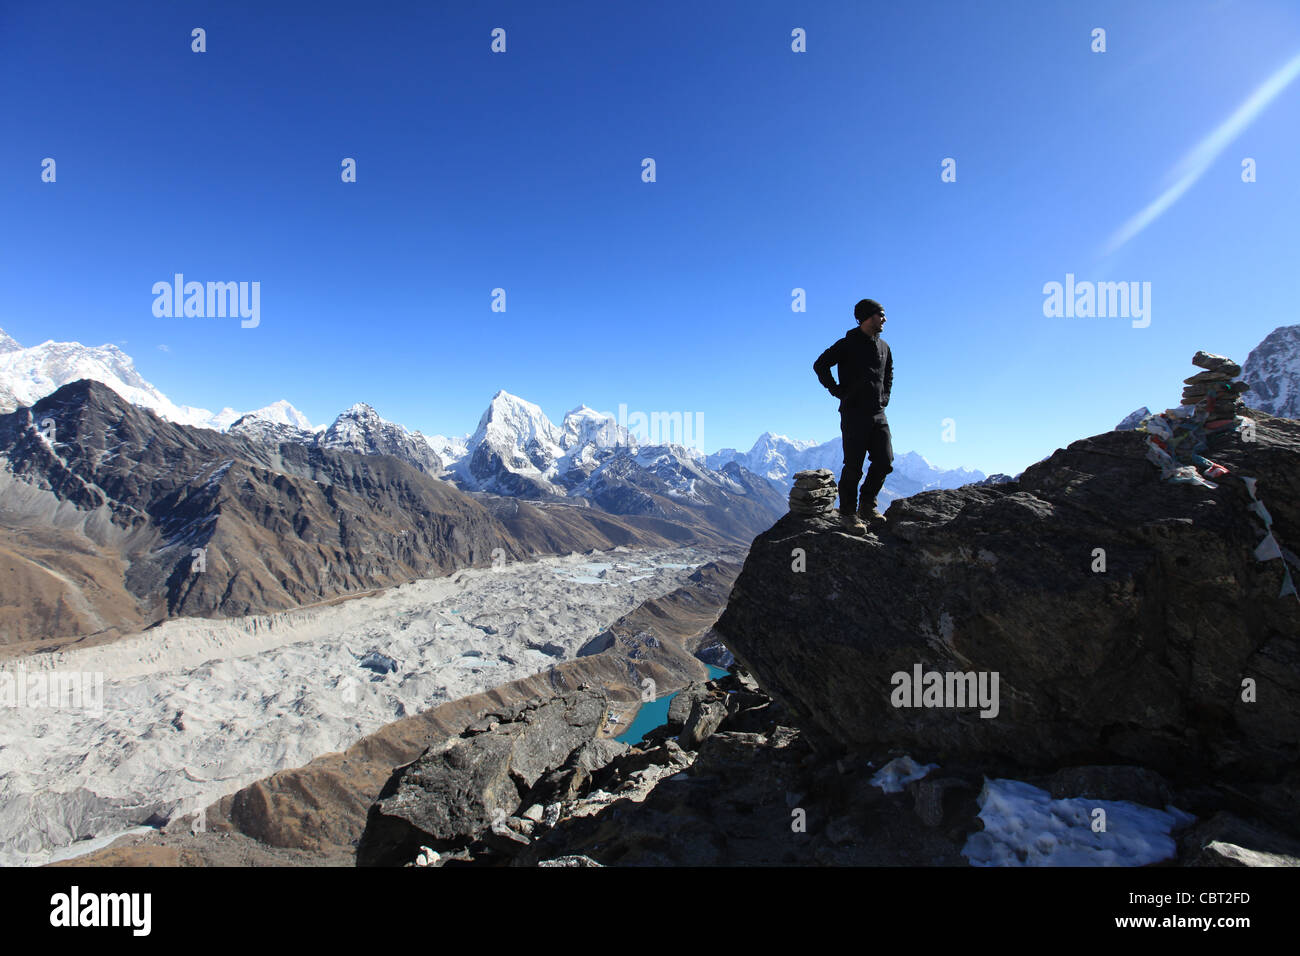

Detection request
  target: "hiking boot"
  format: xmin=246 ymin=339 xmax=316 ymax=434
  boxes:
xmin=838 ymin=510 xmax=868 ymax=535
xmin=858 ymin=505 xmax=886 ymax=526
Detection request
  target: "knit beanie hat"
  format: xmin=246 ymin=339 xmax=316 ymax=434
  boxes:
xmin=854 ymin=299 xmax=884 ymax=321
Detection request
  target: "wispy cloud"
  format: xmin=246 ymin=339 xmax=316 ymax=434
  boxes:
xmin=156 ymin=344 xmax=169 ymax=352
xmin=1102 ymin=49 xmax=1300 ymax=256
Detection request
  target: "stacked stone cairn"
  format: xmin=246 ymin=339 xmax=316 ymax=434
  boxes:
xmin=1141 ymin=351 xmax=1297 ymax=602
xmin=1181 ymin=351 xmax=1252 ymax=431
xmin=1141 ymin=350 xmax=1253 ymax=489
xmin=788 ymin=469 xmax=838 ymax=516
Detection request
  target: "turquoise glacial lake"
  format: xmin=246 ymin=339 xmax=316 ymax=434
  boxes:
xmin=616 ymin=665 xmax=730 ymax=744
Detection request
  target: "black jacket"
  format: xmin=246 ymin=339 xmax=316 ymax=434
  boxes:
xmin=814 ymin=328 xmax=893 ymax=415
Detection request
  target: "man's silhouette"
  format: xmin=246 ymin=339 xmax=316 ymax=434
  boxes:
xmin=813 ymin=298 xmax=894 ymax=534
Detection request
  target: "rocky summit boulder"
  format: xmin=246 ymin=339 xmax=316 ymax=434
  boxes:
xmin=355 ymin=688 xmax=608 ymax=866
xmin=715 ymin=410 xmax=1300 ymax=829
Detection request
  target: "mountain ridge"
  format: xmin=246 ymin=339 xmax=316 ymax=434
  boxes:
xmin=0 ymin=380 xmax=780 ymax=651
xmin=0 ymin=329 xmax=987 ymax=504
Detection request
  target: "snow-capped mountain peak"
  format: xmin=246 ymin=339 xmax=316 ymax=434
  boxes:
xmin=561 ymin=404 xmax=636 ymax=452
xmin=211 ymin=407 xmax=244 ymax=430
xmin=226 ymin=399 xmax=317 ymax=445
xmin=327 ymin=403 xmax=387 ymax=437
xmin=894 ymin=450 xmax=933 ymax=469
xmin=0 ymin=330 xmax=231 ymax=429
xmin=451 ymin=394 xmax=719 ymax=497
xmin=0 ymin=328 xmax=22 ymax=354
xmin=425 ymin=432 xmax=469 ymax=461
xmin=244 ymin=399 xmax=313 ymax=431
xmin=751 ymin=431 xmax=818 ymax=454
xmin=317 ymin=402 xmax=443 ymax=475
xmin=706 ymin=431 xmax=986 ymax=509
xmin=706 ymin=431 xmax=824 ymax=482
xmin=1242 ymin=324 xmax=1300 ymax=420
xmin=474 ymin=391 xmax=564 ymax=445
xmin=891 ymin=450 xmax=982 ymax=486
xmin=466 ymin=391 xmax=567 ymax=478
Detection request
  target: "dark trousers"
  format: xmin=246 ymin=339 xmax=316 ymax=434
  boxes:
xmin=840 ymin=411 xmax=893 ymax=513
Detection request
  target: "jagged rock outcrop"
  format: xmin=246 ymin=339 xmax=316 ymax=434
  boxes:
xmin=226 ymin=411 xmax=316 ymax=446
xmin=715 ymin=409 xmax=1300 ymax=830
xmin=512 ymin=670 xmax=986 ymax=867
xmin=507 ymin=671 xmax=1297 ymax=868
xmin=316 ymin=402 xmax=444 ymax=475
xmin=355 ymin=688 xmax=608 ymax=865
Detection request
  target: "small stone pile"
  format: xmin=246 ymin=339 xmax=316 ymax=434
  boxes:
xmin=789 ymin=469 xmax=837 ymax=516
xmin=1182 ymin=351 xmax=1252 ymax=430
xmin=1139 ymin=352 xmax=1297 ymax=602
xmin=1141 ymin=350 xmax=1254 ymax=489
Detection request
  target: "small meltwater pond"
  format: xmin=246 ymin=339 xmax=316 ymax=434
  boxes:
xmin=616 ymin=665 xmax=730 ymax=744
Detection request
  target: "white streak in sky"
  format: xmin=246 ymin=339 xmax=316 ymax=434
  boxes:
xmin=1103 ymin=49 xmax=1300 ymax=256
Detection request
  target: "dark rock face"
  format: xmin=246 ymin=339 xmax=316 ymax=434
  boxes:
xmin=231 ymin=402 xmax=444 ymax=476
xmin=715 ymin=412 xmax=1300 ymax=829
xmin=315 ymin=402 xmax=444 ymax=476
xmin=467 ymin=441 xmax=552 ymax=498
xmin=680 ymin=695 xmax=728 ymax=749
xmin=226 ymin=413 xmax=315 ymax=447
xmin=1046 ymin=766 xmax=1171 ymax=807
xmin=571 ymin=455 xmax=787 ymax=543
xmin=355 ymin=689 xmax=608 ymax=866
xmin=513 ymin=670 xmax=984 ymax=867
xmin=484 ymin=669 xmax=1297 ymax=867
xmin=666 ymin=682 xmax=713 ymax=727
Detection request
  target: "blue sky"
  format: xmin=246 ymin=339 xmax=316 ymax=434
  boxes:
xmin=2 ymin=0 xmax=1298 ymax=475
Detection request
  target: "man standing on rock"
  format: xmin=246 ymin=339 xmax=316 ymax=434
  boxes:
xmin=813 ymin=299 xmax=894 ymax=534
